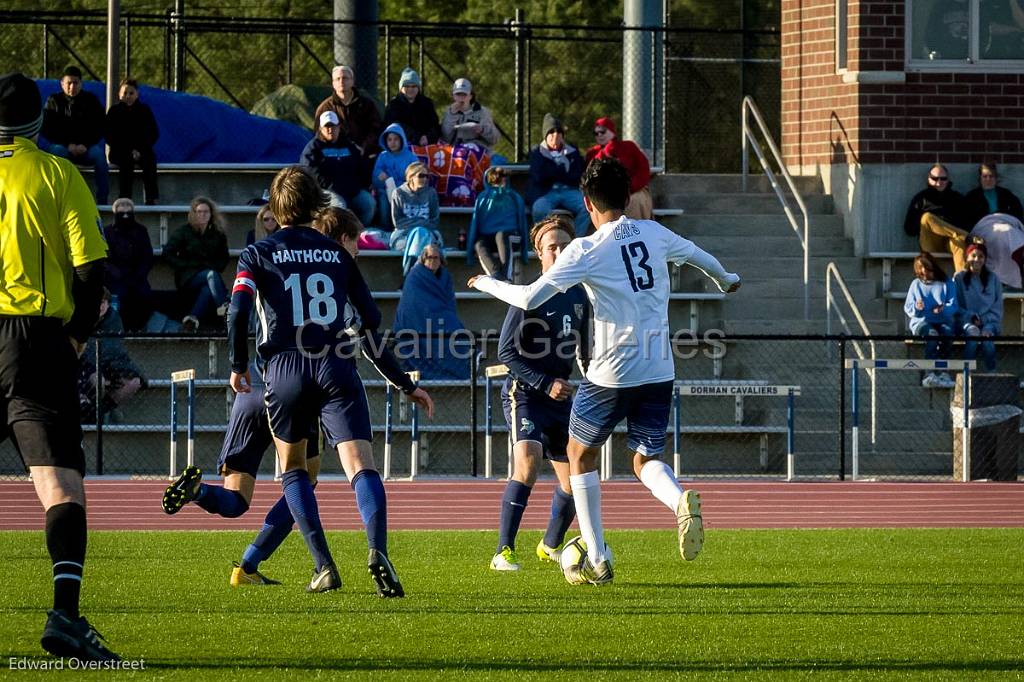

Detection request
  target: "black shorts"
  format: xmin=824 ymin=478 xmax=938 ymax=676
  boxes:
xmin=264 ymin=351 xmax=372 ymax=448
xmin=0 ymin=316 xmax=86 ymax=475
xmin=502 ymin=379 xmax=572 ymax=462
xmin=216 ymin=383 xmax=320 ymax=478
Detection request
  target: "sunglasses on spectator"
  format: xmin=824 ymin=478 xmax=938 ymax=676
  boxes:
xmin=594 ymin=129 xmax=607 ymax=135
xmin=929 ymin=175 xmax=948 ymax=182
xmin=415 ymin=173 xmax=430 ymax=179
xmin=423 ymin=255 xmax=441 ymax=261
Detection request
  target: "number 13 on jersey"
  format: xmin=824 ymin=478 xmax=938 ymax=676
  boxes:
xmin=620 ymin=241 xmax=655 ymax=292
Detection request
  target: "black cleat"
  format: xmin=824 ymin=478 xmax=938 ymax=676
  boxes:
xmin=41 ymin=610 xmax=120 ymax=662
xmin=368 ymin=549 xmax=405 ymax=598
xmin=162 ymin=465 xmax=202 ymax=515
xmin=306 ymin=563 xmax=342 ymax=593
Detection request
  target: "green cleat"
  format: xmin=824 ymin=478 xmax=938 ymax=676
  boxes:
xmin=676 ymin=489 xmax=704 ymax=561
xmin=161 ymin=465 xmax=202 ymax=515
xmin=536 ymin=540 xmax=563 ymax=564
xmin=490 ymin=545 xmax=521 ymax=571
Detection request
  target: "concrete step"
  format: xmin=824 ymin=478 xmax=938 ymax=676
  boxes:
xmin=724 ymin=256 xmax=865 ymax=280
xmin=657 ymin=192 xmax=833 ymax=215
xmin=677 ymin=213 xmax=846 ymax=238
xmin=649 ymin=173 xmax=824 ymax=195
xmin=691 ymin=235 xmax=853 ymax=258
xmin=719 ymin=318 xmax=900 ymax=335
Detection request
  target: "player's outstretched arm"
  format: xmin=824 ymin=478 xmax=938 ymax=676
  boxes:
xmin=469 ymin=274 xmax=562 ymax=310
xmin=683 ymin=245 xmax=741 ymax=293
xmin=407 ymin=387 xmax=434 ymax=419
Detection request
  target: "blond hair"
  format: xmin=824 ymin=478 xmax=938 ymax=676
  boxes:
xmin=405 ymin=162 xmax=428 ymax=184
xmin=188 ymin=196 xmax=224 ymax=232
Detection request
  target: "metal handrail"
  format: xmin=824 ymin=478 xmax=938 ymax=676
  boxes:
xmin=825 ymin=262 xmax=877 ymax=444
xmin=741 ymin=96 xmax=810 ymax=320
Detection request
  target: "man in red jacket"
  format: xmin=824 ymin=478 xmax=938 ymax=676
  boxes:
xmin=587 ymin=116 xmax=652 ymax=220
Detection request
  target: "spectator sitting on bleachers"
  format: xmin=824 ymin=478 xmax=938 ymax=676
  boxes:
xmin=103 ymin=197 xmax=153 ymax=331
xmin=383 ymin=68 xmax=441 ymax=146
xmin=162 ymin=196 xmax=229 ymax=332
xmin=963 ymin=161 xmax=1023 ymax=228
xmin=441 ymin=78 xmax=499 ymax=154
xmin=903 ymin=163 xmax=978 ymax=272
xmin=300 ymin=110 xmax=375 ymax=227
xmin=905 ymin=251 xmax=959 ymax=388
xmin=527 ymin=113 xmax=589 ymax=235
xmin=78 ymin=290 xmax=146 ymax=424
xmin=246 ymin=204 xmax=279 ymax=246
xmin=586 ymin=116 xmax=652 ymax=220
xmin=372 ymin=123 xmax=417 ymax=230
xmin=42 ymin=65 xmax=108 ymax=203
xmin=393 ymin=244 xmax=469 ymax=380
xmin=105 ymin=78 xmax=159 ymax=205
xmin=955 ymin=243 xmax=1002 ymax=371
xmin=467 ymin=166 xmax=528 ymax=281
xmin=314 ymin=64 xmax=382 ymax=158
xmin=391 ymin=161 xmax=440 ymax=253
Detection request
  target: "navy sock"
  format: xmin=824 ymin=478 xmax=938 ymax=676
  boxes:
xmin=240 ymin=494 xmax=294 ymax=574
xmin=280 ymin=469 xmax=333 ymax=571
xmin=195 ymin=484 xmax=250 ymax=518
xmin=497 ymin=481 xmax=532 ymax=552
xmin=45 ymin=502 xmax=87 ymax=619
xmin=351 ymin=470 xmax=388 ymax=555
xmin=543 ymin=486 xmax=577 ymax=549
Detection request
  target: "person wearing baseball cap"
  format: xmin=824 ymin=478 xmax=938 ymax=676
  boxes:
xmin=299 ymin=109 xmax=375 ymax=226
xmin=383 ymin=67 xmax=440 ymax=146
xmin=0 ymin=72 xmax=118 ymax=661
xmin=313 ymin=64 xmax=382 ymax=158
xmin=441 ymin=77 xmax=500 ymax=154
xmin=587 ymin=116 xmax=652 ymax=220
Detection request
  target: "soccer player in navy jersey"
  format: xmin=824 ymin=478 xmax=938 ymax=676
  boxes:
xmin=162 ymin=207 xmax=418 ymax=594
xmin=228 ymin=168 xmax=431 ymax=594
xmin=472 ymin=158 xmax=740 ymax=585
xmin=489 ymin=215 xmax=590 ymax=571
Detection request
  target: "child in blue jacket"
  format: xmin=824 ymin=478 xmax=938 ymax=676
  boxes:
xmin=466 ymin=166 xmax=529 ymax=280
xmin=904 ymin=251 xmax=959 ymax=388
xmin=372 ymin=122 xmax=417 ymax=229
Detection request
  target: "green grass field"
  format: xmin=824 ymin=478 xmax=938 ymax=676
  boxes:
xmin=2 ymin=529 xmax=1023 ymax=679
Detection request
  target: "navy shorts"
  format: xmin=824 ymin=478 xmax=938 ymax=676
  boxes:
xmin=264 ymin=351 xmax=372 ymax=448
xmin=216 ymin=383 xmax=319 ymax=478
xmin=568 ymin=380 xmax=673 ymax=457
xmin=502 ymin=379 xmax=572 ymax=463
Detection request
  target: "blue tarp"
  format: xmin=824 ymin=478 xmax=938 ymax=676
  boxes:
xmin=35 ymin=79 xmax=310 ymax=163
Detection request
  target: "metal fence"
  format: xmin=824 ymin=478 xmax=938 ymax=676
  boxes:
xmin=0 ymin=10 xmax=779 ymax=172
xmin=1 ymin=333 xmax=1020 ymax=482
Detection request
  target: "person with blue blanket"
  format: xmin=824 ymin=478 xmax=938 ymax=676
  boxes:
xmin=394 ymin=245 xmax=470 ymax=380
xmin=467 ymin=166 xmax=529 ymax=281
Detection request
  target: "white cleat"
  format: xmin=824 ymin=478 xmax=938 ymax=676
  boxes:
xmin=676 ymin=489 xmax=704 ymax=561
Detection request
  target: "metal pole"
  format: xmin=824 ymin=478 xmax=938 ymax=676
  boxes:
xmin=106 ymin=0 xmax=120 ymax=112
xmin=285 ymin=31 xmax=292 ymax=85
xmin=513 ymin=8 xmax=525 ymax=162
xmin=470 ymin=342 xmax=478 ymax=477
xmin=484 ymin=372 xmax=493 ymax=479
xmin=851 ymin=359 xmax=859 ymax=481
xmin=43 ymin=24 xmax=49 ymax=79
xmin=95 ymin=341 xmax=103 ymax=476
xmin=962 ymin=364 xmax=971 ymax=482
xmin=124 ymin=15 xmax=131 ymax=78
xmin=838 ymin=338 xmax=846 ymax=481
xmin=410 ymin=399 xmax=419 ymax=479
xmin=384 ymin=23 xmax=391 ymax=96
xmin=164 ymin=10 xmax=171 ymax=88
xmin=786 ymin=389 xmax=795 ymax=481
xmin=383 ymin=383 xmax=393 ymax=479
xmin=172 ymin=0 xmax=184 ymax=91
xmin=186 ymin=376 xmax=195 ymax=467
xmin=169 ymin=382 xmax=177 ymax=478
xmin=672 ymin=383 xmax=681 ymax=475
xmin=417 ymin=38 xmax=424 ymax=86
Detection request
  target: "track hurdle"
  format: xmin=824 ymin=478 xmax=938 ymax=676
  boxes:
xmin=168 ymin=369 xmax=196 ymax=479
xmin=675 ymin=381 xmax=801 ymax=481
xmin=483 ymin=364 xmax=512 ymax=479
xmin=381 ymin=371 xmax=421 ymax=480
xmin=845 ymin=358 xmax=974 ymax=481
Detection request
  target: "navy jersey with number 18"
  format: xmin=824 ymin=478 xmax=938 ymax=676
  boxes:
xmin=228 ymin=225 xmax=379 ymax=371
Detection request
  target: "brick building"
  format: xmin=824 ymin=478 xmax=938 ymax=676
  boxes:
xmin=781 ymin=0 xmax=1024 ymax=254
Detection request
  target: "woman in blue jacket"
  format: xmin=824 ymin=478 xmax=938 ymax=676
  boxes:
xmin=904 ymin=251 xmax=959 ymax=388
xmin=466 ymin=166 xmax=529 ymax=280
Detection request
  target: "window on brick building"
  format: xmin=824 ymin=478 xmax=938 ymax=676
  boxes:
xmin=908 ymin=0 xmax=1024 ymax=68
xmin=836 ymin=0 xmax=848 ymax=71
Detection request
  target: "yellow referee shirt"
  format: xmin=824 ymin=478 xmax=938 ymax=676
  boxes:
xmin=0 ymin=136 xmax=107 ymax=323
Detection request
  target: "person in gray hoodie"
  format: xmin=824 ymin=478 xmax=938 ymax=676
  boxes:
xmin=390 ymin=161 xmax=440 ymax=251
xmin=955 ymin=243 xmax=1002 ymax=370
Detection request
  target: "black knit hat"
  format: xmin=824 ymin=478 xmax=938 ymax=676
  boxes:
xmin=542 ymin=113 xmax=564 ymax=136
xmin=0 ymin=73 xmax=43 ymax=139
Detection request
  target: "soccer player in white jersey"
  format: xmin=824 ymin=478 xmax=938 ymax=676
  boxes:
xmin=470 ymin=157 xmax=741 ymax=585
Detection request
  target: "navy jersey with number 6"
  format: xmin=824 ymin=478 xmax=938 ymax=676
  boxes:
xmin=228 ymin=225 xmax=379 ymax=372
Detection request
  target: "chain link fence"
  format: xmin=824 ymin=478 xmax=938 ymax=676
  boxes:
xmin=2 ymin=334 xmax=1020 ymax=481
xmin=0 ymin=10 xmax=778 ymax=171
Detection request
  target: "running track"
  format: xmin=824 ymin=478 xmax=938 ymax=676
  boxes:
xmin=1 ymin=480 xmax=1022 ymax=530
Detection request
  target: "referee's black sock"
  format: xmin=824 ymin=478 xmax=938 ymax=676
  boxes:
xmin=45 ymin=502 xmax=87 ymax=620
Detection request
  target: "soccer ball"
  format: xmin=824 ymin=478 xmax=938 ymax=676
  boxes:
xmin=559 ymin=535 xmax=612 ymax=584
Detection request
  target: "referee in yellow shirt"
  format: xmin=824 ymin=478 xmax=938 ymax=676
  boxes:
xmin=0 ymin=73 xmax=118 ymax=661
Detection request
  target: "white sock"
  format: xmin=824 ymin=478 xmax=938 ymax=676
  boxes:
xmin=569 ymin=471 xmax=606 ymax=565
xmin=639 ymin=459 xmax=683 ymax=512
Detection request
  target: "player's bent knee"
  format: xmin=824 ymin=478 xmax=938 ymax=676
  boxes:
xmin=222 ymin=470 xmax=256 ymax=506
